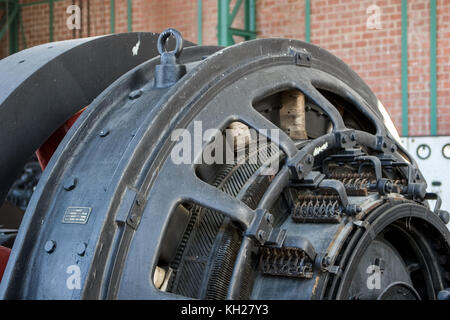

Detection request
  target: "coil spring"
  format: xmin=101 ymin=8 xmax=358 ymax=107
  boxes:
xmin=260 ymin=247 xmax=314 ymax=279
xmin=292 ymin=195 xmax=342 ymax=223
xmin=328 ymin=173 xmax=407 ymax=194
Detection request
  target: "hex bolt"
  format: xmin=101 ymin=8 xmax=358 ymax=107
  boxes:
xmin=350 ymin=133 xmax=356 ymax=141
xmin=322 ymin=256 xmax=331 ymax=267
xmin=129 ymin=89 xmax=142 ymax=100
xmin=99 ymin=129 xmax=110 ymax=137
xmin=44 ymin=240 xmax=56 ymax=253
xmin=63 ymin=176 xmax=78 ymax=191
xmin=265 ymin=213 xmax=274 ymax=224
xmin=257 ymin=230 xmax=266 ymax=241
xmin=76 ymin=242 xmax=87 ymax=256
xmin=382 ymin=141 xmax=388 ymax=149
xmin=297 ymin=164 xmax=303 ymax=174
xmin=128 ymin=213 xmax=138 ymax=225
xmin=384 ymin=180 xmax=393 ymax=193
xmin=341 ymin=136 xmax=347 ymax=144
xmin=306 ymin=154 xmax=314 ymax=165
xmin=391 ymin=145 xmax=397 ymax=153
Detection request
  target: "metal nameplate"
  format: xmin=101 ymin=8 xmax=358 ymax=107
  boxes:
xmin=62 ymin=207 xmax=92 ymax=224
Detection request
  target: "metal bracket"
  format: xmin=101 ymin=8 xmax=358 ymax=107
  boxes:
xmin=245 ymin=208 xmax=274 ymax=246
xmin=289 ymin=48 xmax=312 ymax=67
xmin=425 ymin=193 xmax=450 ymax=224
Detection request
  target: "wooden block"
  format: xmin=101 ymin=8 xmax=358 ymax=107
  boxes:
xmin=280 ymin=90 xmax=308 ymax=140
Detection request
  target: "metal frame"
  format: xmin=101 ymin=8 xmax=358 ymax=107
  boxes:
xmin=217 ymin=0 xmax=256 ymax=46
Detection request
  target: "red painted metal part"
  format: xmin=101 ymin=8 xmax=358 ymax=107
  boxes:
xmin=0 ymin=246 xmax=11 ymax=283
xmin=35 ymin=108 xmax=86 ymax=170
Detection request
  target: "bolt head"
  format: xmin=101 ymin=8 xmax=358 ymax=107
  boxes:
xmin=265 ymin=213 xmax=274 ymax=224
xmin=129 ymin=89 xmax=142 ymax=100
xmin=385 ymin=181 xmax=393 ymax=192
xmin=44 ymin=240 xmax=56 ymax=253
xmin=99 ymin=129 xmax=110 ymax=137
xmin=323 ymin=256 xmax=331 ymax=267
xmin=257 ymin=230 xmax=266 ymax=241
xmin=63 ymin=176 xmax=77 ymax=191
xmin=76 ymin=242 xmax=87 ymax=256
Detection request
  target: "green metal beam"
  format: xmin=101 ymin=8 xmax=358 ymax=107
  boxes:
xmin=127 ymin=0 xmax=132 ymax=32
xmin=230 ymin=0 xmax=242 ymax=23
xmin=0 ymin=7 xmax=7 ymax=28
xmin=197 ymin=0 xmax=202 ymax=44
xmin=110 ymin=0 xmax=115 ymax=33
xmin=8 ymin=2 xmax=19 ymax=54
xmin=218 ymin=0 xmax=255 ymax=46
xmin=245 ymin=0 xmax=255 ymax=35
xmin=0 ymin=3 xmax=18 ymax=44
xmin=229 ymin=27 xmax=255 ymax=38
xmin=305 ymin=0 xmax=310 ymax=43
xmin=401 ymin=0 xmax=408 ymax=136
xmin=430 ymin=0 xmax=437 ymax=136
xmin=218 ymin=0 xmax=230 ymax=46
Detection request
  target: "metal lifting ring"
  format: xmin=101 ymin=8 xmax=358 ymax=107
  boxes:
xmin=157 ymin=28 xmax=184 ymax=57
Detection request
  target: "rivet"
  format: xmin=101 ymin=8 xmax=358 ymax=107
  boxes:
xmin=129 ymin=89 xmax=142 ymax=100
xmin=44 ymin=240 xmax=56 ymax=253
xmin=99 ymin=129 xmax=110 ymax=137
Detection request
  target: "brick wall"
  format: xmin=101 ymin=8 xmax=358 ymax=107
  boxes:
xmin=0 ymin=0 xmax=449 ymax=136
